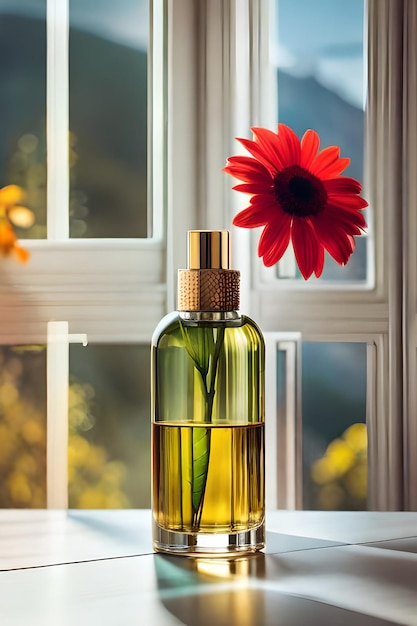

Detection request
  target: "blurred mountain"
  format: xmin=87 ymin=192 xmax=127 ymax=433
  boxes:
xmin=277 ymin=69 xmax=364 ymax=181
xmin=0 ymin=13 xmax=46 ymax=175
xmin=69 ymin=21 xmax=147 ymax=237
xmin=0 ymin=12 xmax=147 ymax=238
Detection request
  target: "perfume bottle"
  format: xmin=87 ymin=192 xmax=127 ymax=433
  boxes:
xmin=151 ymin=230 xmax=265 ymax=555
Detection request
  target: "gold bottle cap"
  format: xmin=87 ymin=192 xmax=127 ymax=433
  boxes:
xmin=188 ymin=230 xmax=230 ymax=269
xmin=178 ymin=230 xmax=240 ymax=312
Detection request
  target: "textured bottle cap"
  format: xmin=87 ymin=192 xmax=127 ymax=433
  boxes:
xmin=178 ymin=230 xmax=240 ymax=311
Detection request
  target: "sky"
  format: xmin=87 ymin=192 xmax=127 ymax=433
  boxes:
xmin=274 ymin=0 xmax=365 ymax=109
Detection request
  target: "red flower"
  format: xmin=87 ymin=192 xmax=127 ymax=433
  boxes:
xmin=223 ymin=124 xmax=368 ymax=279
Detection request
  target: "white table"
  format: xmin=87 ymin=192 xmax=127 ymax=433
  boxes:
xmin=1 ymin=510 xmax=417 ymax=625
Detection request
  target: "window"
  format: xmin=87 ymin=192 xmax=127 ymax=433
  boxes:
xmin=0 ymin=0 xmax=415 ymax=512
xmin=249 ymin=0 xmax=411 ymax=511
xmin=0 ymin=0 xmax=165 ymax=508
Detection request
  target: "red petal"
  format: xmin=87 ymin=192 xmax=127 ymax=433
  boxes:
xmin=311 ymin=215 xmax=356 ymax=264
xmin=314 ymin=244 xmax=325 ymax=278
xmin=237 ymin=137 xmax=280 ymax=175
xmin=310 ymin=146 xmax=350 ymax=179
xmin=276 ymin=124 xmax=301 ymax=165
xmin=262 ymin=225 xmax=291 ymax=266
xmin=223 ymin=156 xmax=272 ymax=184
xmin=324 ymin=177 xmax=362 ymax=195
xmin=325 ymin=204 xmax=368 ymax=231
xmin=233 ymin=202 xmax=277 ymax=228
xmin=300 ymin=129 xmax=320 ymax=169
xmin=291 ymin=217 xmax=322 ymax=280
xmin=257 ymin=212 xmax=291 ymax=258
xmin=328 ymin=194 xmax=368 ymax=210
xmin=225 ymin=155 xmax=269 ymax=170
xmin=320 ymin=158 xmax=351 ymax=179
xmin=250 ymin=193 xmax=278 ymax=207
xmin=232 ymin=183 xmax=274 ymax=195
xmin=250 ymin=127 xmax=287 ymax=170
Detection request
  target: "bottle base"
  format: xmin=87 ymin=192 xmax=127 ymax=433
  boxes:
xmin=152 ymin=521 xmax=265 ymax=556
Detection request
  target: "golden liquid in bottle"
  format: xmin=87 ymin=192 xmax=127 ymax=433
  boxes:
xmin=153 ymin=422 xmax=264 ymax=533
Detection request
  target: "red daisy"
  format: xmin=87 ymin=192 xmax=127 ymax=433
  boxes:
xmin=223 ymin=124 xmax=368 ymax=280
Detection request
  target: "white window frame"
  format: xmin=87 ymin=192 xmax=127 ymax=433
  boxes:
xmin=1 ymin=0 xmax=415 ymax=512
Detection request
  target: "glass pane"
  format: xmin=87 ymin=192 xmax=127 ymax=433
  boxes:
xmin=69 ymin=344 xmax=150 ymax=508
xmin=0 ymin=345 xmax=47 ymax=507
xmin=302 ymin=342 xmax=367 ymax=510
xmin=69 ymin=0 xmax=148 ymax=238
xmin=273 ymin=0 xmax=367 ymax=282
xmin=0 ymin=1 xmax=47 ymax=239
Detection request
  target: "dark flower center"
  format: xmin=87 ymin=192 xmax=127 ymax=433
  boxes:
xmin=274 ymin=165 xmax=327 ymax=217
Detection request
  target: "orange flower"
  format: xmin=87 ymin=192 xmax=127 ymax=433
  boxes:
xmin=0 ymin=185 xmax=34 ymax=263
xmin=223 ymin=124 xmax=368 ymax=279
xmin=0 ymin=221 xmax=30 ymax=263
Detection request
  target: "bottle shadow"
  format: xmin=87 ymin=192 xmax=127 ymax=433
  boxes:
xmin=153 ymin=552 xmax=267 ymax=626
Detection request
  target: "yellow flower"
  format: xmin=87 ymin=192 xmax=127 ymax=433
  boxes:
xmin=0 ymin=185 xmax=34 ymax=263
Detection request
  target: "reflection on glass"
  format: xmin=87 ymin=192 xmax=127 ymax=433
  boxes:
xmin=0 ymin=1 xmax=47 ymax=238
xmin=69 ymin=0 xmax=149 ymax=238
xmin=302 ymin=342 xmax=367 ymax=510
xmin=69 ymin=344 xmax=150 ymax=508
xmin=274 ymin=0 xmax=366 ymax=281
xmin=0 ymin=345 xmax=47 ymax=507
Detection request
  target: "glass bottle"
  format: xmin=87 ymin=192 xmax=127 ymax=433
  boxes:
xmin=151 ymin=230 xmax=265 ymax=555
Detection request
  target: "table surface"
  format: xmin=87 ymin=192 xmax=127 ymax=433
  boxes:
xmin=1 ymin=510 xmax=417 ymax=626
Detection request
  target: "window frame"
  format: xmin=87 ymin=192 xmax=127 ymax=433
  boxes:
xmin=0 ymin=0 xmax=414 ymax=512
xmin=403 ymin=0 xmax=417 ymax=511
